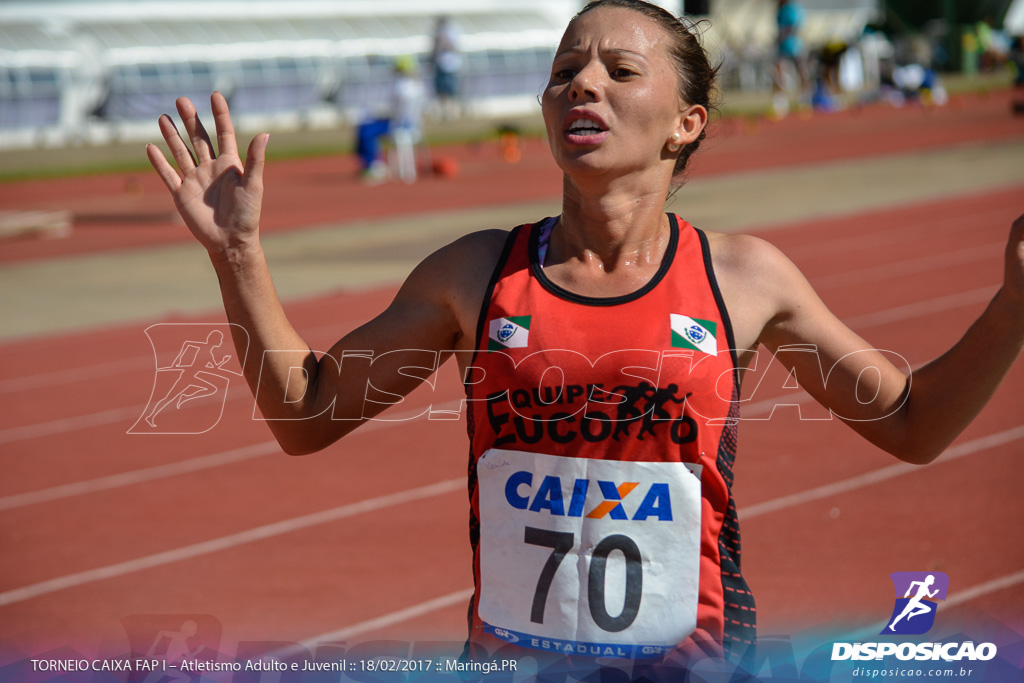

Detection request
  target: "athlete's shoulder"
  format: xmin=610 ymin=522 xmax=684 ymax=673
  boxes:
xmin=418 ymin=228 xmax=513 ymax=287
xmin=444 ymin=228 xmax=514 ymax=262
xmin=701 ymin=230 xmax=804 ymax=289
xmin=392 ymin=228 xmax=516 ymax=339
xmin=698 ymin=230 xmax=819 ymax=350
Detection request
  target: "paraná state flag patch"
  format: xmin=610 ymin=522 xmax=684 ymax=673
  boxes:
xmin=488 ymin=315 xmax=531 ymax=351
xmin=670 ymin=314 xmax=717 ymax=355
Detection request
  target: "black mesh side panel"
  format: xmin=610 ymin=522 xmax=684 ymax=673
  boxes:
xmin=717 ymin=386 xmax=757 ymax=653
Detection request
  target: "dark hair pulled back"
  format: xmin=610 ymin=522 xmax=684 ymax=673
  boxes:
xmin=574 ymin=0 xmax=719 ymax=177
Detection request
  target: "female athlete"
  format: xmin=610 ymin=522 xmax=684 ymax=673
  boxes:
xmin=147 ymin=0 xmax=1024 ymax=672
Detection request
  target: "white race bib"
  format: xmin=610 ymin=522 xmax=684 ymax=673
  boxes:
xmin=477 ymin=449 xmax=702 ymax=659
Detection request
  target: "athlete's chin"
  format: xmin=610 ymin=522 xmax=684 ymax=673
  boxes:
xmin=556 ymin=156 xmax=662 ymax=187
xmin=553 ymin=153 xmax=621 ymax=180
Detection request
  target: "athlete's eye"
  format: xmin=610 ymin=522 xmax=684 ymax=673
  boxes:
xmin=611 ymin=68 xmax=638 ymax=79
xmin=553 ymin=68 xmax=576 ymax=80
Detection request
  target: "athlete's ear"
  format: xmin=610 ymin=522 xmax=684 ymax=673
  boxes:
xmin=673 ymin=104 xmax=707 ymax=146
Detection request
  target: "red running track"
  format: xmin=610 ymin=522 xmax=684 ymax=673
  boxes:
xmin=0 ymin=94 xmax=1022 ymax=664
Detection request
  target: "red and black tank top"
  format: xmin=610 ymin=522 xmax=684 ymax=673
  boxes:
xmin=463 ymin=215 xmax=755 ymax=660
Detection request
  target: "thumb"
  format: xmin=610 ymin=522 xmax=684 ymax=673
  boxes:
xmin=242 ymin=133 xmax=269 ymax=191
xmin=1009 ymin=212 xmax=1024 ymax=259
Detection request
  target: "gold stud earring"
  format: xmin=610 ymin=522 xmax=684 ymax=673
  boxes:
xmin=668 ymin=133 xmax=682 ymax=152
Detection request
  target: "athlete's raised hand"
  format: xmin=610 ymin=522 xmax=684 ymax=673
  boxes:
xmin=147 ymin=92 xmax=268 ymax=259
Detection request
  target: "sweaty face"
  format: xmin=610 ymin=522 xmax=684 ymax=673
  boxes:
xmin=541 ymin=7 xmax=686 ymax=179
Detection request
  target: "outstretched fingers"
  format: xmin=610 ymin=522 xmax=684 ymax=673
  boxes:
xmin=176 ymin=96 xmax=216 ymax=163
xmin=158 ymin=113 xmax=197 ymax=172
xmin=146 ymin=143 xmax=182 ymax=193
xmin=210 ymin=92 xmax=238 ymax=159
xmin=242 ymin=133 xmax=270 ymax=193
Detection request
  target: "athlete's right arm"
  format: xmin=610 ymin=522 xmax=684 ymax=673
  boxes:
xmin=148 ymin=93 xmax=500 ymax=454
xmin=207 ymin=233 xmax=480 ymax=454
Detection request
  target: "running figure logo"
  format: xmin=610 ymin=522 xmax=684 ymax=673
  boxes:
xmin=129 ymin=324 xmax=248 ymax=434
xmin=121 ymin=613 xmax=222 ymax=682
xmin=881 ymin=571 xmax=949 ymax=635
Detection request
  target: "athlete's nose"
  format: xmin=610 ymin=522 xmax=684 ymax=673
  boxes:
xmin=569 ymin=62 xmax=602 ymax=102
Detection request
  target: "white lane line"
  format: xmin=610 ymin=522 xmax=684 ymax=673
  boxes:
xmin=0 ymin=358 xmax=153 ymax=394
xmin=941 ymin=568 xmax=1024 ymax=609
xmin=0 ymin=377 xmax=458 ymax=445
xmin=269 ymin=588 xmax=477 ymax=659
xmin=0 ymin=400 xmax=462 ymax=511
xmin=0 ymin=404 xmax=151 ymax=445
xmin=844 ymin=286 xmax=997 ymax=330
xmin=0 ymin=478 xmax=465 ymax=608
xmin=0 ymin=384 xmax=244 ymax=446
xmin=0 ymin=320 xmax=357 ymax=395
xmin=742 ymin=425 xmax=1024 ymax=519
xmin=0 ymin=442 xmax=281 ymax=512
xmin=813 ymin=243 xmax=1001 ymax=291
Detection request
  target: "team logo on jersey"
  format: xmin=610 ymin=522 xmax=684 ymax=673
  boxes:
xmin=488 ymin=315 xmax=531 ymax=351
xmin=881 ymin=572 xmax=949 ymax=635
xmin=670 ymin=314 xmax=717 ymax=355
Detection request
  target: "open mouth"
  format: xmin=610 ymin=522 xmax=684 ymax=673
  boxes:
xmin=567 ymin=119 xmax=607 ymax=135
xmin=564 ymin=114 xmax=609 ymax=143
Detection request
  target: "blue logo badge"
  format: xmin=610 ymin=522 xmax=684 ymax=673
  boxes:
xmin=497 ymin=322 xmax=516 ymax=343
xmin=881 ymin=572 xmax=949 ymax=635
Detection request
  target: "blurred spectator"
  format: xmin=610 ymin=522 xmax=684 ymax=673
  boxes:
xmin=354 ymin=113 xmax=390 ymax=183
xmin=352 ymin=56 xmax=427 ymax=184
xmin=962 ymin=26 xmax=980 ymax=75
xmin=431 ymin=16 xmax=463 ymax=119
xmin=773 ymin=0 xmax=809 ymax=117
xmin=1011 ymin=36 xmax=1024 ymax=114
xmin=820 ymin=38 xmax=849 ymax=94
xmin=881 ymin=62 xmax=947 ymax=108
xmin=390 ymin=55 xmax=427 ymax=183
xmin=858 ymin=27 xmax=893 ymax=92
xmin=977 ymin=16 xmax=1010 ymax=71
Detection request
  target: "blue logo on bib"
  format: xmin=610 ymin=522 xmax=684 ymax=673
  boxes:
xmin=685 ymin=325 xmax=705 ymax=343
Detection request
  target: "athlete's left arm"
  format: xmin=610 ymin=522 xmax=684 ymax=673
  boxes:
xmin=753 ymin=213 xmax=1024 ymax=465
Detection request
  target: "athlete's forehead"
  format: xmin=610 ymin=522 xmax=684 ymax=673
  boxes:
xmin=555 ymin=7 xmax=669 ymax=62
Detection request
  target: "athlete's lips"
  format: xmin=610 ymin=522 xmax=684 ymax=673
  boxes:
xmin=562 ymin=109 xmax=609 ymax=144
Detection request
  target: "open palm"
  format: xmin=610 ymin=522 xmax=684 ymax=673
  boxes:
xmin=147 ymin=93 xmax=268 ymax=257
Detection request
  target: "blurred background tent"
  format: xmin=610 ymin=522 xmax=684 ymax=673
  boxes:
xmin=0 ymin=0 xmax=573 ymax=148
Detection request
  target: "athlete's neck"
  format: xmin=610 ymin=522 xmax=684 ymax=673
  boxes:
xmin=553 ymin=177 xmax=671 ymax=274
